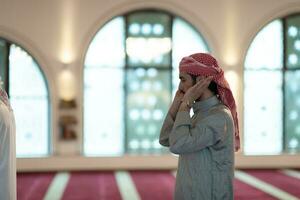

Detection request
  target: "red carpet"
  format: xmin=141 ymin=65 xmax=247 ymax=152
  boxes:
xmin=17 ymin=173 xmax=55 ymax=200
xmin=244 ymin=169 xmax=300 ymax=198
xmin=17 ymin=169 xmax=300 ymax=200
xmin=61 ymin=172 xmax=122 ymax=200
xmin=233 ymin=179 xmax=275 ymax=200
xmin=130 ymin=171 xmax=175 ymax=200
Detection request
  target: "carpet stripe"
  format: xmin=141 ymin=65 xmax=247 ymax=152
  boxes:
xmin=61 ymin=172 xmax=122 ymax=200
xmin=130 ymin=171 xmax=174 ymax=200
xmin=234 ymin=179 xmax=276 ymax=200
xmin=244 ymin=169 xmax=300 ymax=198
xmin=171 ymin=170 xmax=176 ymax=178
xmin=43 ymin=172 xmax=70 ymax=200
xmin=235 ymin=170 xmax=299 ymax=200
xmin=115 ymin=171 xmax=141 ymax=200
xmin=282 ymin=169 xmax=300 ymax=180
xmin=17 ymin=173 xmax=55 ymax=200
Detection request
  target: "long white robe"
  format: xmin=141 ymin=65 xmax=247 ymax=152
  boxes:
xmin=0 ymin=91 xmax=16 ymax=200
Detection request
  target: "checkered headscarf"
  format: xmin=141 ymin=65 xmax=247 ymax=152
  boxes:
xmin=179 ymin=53 xmax=240 ymax=151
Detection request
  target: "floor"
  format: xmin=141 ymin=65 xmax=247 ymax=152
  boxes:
xmin=17 ymin=169 xmax=300 ymax=200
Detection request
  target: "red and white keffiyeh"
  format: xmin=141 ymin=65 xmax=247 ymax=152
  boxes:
xmin=179 ymin=53 xmax=240 ymax=151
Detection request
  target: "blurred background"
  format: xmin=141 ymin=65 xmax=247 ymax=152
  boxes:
xmin=1 ymin=0 xmax=300 ymax=199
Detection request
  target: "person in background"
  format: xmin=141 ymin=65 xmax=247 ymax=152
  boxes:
xmin=0 ymin=78 xmax=16 ymax=200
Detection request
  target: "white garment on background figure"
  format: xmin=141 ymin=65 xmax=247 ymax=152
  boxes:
xmin=0 ymin=88 xmax=16 ymax=200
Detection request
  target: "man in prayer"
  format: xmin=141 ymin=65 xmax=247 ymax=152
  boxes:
xmin=160 ymin=53 xmax=239 ymax=200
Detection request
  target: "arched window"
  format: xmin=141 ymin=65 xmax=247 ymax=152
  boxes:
xmin=244 ymin=15 xmax=300 ymax=155
xmin=0 ymin=39 xmax=50 ymax=157
xmin=84 ymin=10 xmax=209 ymax=156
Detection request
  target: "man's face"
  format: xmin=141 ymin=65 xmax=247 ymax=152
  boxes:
xmin=178 ymin=72 xmax=194 ymax=93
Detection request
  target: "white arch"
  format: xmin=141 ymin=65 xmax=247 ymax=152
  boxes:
xmin=78 ymin=1 xmax=217 ymax=71
xmin=0 ymin=26 xmax=58 ymax=154
xmin=78 ymin=1 xmax=215 ymax=154
xmin=241 ymin=3 xmax=300 ymax=64
xmin=77 ymin=1 xmax=217 ymax=147
xmin=241 ymin=3 xmax=300 ymax=155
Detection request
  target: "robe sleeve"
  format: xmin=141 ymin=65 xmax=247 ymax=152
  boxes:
xmin=169 ymin=111 xmax=227 ymax=154
xmin=159 ymin=112 xmax=175 ymax=147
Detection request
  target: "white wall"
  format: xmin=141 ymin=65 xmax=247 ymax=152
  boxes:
xmin=1 ymin=0 xmax=300 ymax=171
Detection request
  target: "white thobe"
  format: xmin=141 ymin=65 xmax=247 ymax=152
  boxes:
xmin=0 ymin=97 xmax=16 ymax=200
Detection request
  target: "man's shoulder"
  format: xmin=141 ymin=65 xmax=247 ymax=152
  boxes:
xmin=208 ymin=104 xmax=232 ymax=119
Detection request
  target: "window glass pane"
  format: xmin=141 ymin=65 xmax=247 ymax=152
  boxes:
xmin=244 ymin=70 xmax=283 ymax=155
xmin=172 ymin=17 xmax=209 ymax=96
xmin=84 ymin=16 xmax=125 ymax=156
xmin=245 ymin=20 xmax=283 ymax=70
xmin=285 ymin=71 xmax=300 ymax=153
xmin=286 ymin=16 xmax=300 ymax=69
xmin=84 ymin=68 xmax=124 ymax=156
xmin=85 ymin=17 xmax=125 ymax=68
xmin=126 ymin=68 xmax=170 ymax=154
xmin=11 ymin=99 xmax=49 ymax=157
xmin=126 ymin=12 xmax=171 ymax=67
xmin=9 ymin=45 xmax=50 ymax=157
